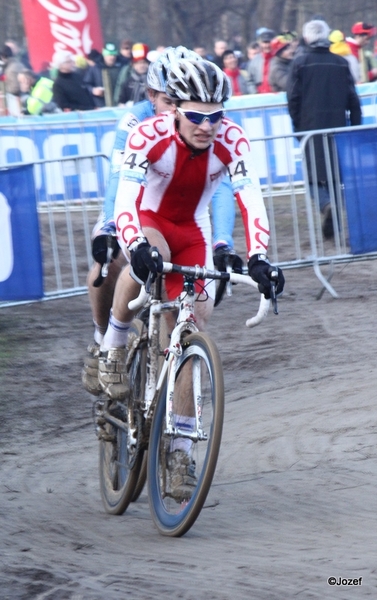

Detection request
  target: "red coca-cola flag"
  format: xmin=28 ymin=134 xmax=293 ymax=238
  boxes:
xmin=20 ymin=0 xmax=104 ymax=72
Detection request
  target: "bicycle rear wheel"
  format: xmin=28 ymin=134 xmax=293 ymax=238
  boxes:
xmin=99 ymin=319 xmax=147 ymax=514
xmin=147 ymin=332 xmax=224 ymax=536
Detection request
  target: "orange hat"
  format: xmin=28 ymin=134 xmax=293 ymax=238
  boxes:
xmin=351 ymin=22 xmax=376 ymax=36
xmin=132 ymin=43 xmax=149 ymax=62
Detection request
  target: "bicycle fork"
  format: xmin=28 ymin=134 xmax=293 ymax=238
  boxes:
xmin=162 ymin=290 xmax=207 ymax=443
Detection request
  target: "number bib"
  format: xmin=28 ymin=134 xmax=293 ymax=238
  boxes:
xmin=120 ymin=151 xmax=150 ymax=184
xmin=227 ymin=158 xmax=253 ymax=192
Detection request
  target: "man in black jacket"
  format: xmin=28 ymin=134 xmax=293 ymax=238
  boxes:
xmin=287 ymin=19 xmax=362 ymax=238
xmin=52 ymin=51 xmax=94 ymax=111
xmin=83 ymin=42 xmax=122 ymax=107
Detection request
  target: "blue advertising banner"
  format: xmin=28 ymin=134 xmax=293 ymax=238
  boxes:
xmin=0 ymin=165 xmax=43 ymax=300
xmin=335 ymin=129 xmax=377 ymax=254
xmin=0 ymin=83 xmax=375 ymax=199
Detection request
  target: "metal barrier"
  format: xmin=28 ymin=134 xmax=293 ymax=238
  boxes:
xmin=2 ymin=123 xmax=377 ymax=307
xmin=300 ymin=124 xmax=377 ymax=298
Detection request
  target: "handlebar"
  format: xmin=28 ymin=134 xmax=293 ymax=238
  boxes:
xmin=128 ymin=287 xmax=150 ymax=311
xmin=226 ymin=272 xmax=270 ymax=327
xmin=128 ymin=262 xmax=272 ymax=328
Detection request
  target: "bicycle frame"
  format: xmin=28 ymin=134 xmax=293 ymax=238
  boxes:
xmin=139 ymin=277 xmax=201 ymax=436
xmin=129 ymin=262 xmax=272 ymax=441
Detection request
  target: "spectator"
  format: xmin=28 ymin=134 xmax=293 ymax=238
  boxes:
xmin=147 ymin=46 xmax=165 ymax=63
xmin=17 ymin=68 xmax=59 ymax=115
xmin=117 ymin=43 xmax=149 ymax=106
xmin=86 ymin=48 xmax=102 ymax=67
xmin=52 ymin=50 xmax=94 ymax=111
xmin=83 ymin=42 xmax=122 ymax=107
xmin=5 ymin=39 xmax=31 ymax=69
xmin=117 ymin=39 xmax=133 ymax=66
xmin=192 ymin=46 xmax=207 ymax=58
xmin=347 ymin=22 xmax=377 ymax=83
xmin=246 ymin=29 xmax=275 ymax=93
xmin=287 ymin=19 xmax=362 ymax=239
xmin=221 ymin=49 xmax=248 ymax=95
xmin=268 ymin=34 xmax=295 ymax=92
xmin=232 ymin=34 xmax=244 ymax=53
xmin=240 ymin=41 xmax=260 ymax=69
xmin=0 ymin=44 xmax=25 ymax=95
xmin=74 ymin=54 xmax=89 ymax=79
xmin=329 ymin=30 xmax=360 ymax=83
xmin=146 ymin=47 xmax=165 ymax=63
xmin=207 ymin=40 xmax=228 ymax=68
xmin=294 ymin=36 xmax=309 ymax=58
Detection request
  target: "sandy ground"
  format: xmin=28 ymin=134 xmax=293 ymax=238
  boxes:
xmin=1 ymin=221 xmax=377 ymax=599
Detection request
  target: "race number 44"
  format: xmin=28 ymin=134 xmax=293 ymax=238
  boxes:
xmin=123 ymin=152 xmax=149 ymax=173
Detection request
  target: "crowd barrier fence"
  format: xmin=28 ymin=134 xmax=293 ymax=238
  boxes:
xmin=1 ymin=102 xmax=377 ymax=306
xmin=300 ymin=123 xmax=377 ymax=298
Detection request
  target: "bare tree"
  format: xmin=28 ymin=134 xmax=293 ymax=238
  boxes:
xmin=3 ymin=1 xmax=377 ymax=65
xmin=0 ymin=3 xmax=24 ymax=48
xmin=258 ymin=0 xmax=289 ymax=34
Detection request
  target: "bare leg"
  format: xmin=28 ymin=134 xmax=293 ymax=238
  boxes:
xmin=110 ymin=263 xmax=141 ymax=323
xmin=83 ymin=256 xmax=128 ymax=396
xmin=87 ymin=253 xmax=126 ymax=334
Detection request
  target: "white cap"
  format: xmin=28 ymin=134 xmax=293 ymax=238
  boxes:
xmin=52 ymin=50 xmax=74 ymax=69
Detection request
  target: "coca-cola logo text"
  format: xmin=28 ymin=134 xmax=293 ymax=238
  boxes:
xmin=37 ymin=0 xmax=94 ymax=56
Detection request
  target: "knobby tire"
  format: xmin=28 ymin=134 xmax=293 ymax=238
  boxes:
xmin=147 ymin=331 xmax=224 ymax=537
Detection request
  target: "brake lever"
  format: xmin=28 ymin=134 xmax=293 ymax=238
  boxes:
xmin=269 ymin=268 xmax=279 ymax=315
xmin=92 ymin=234 xmax=118 ymax=287
xmin=101 ymin=239 xmax=115 ymax=278
xmin=226 ymin=264 xmax=233 ymax=297
xmin=145 ymin=247 xmax=160 ymax=294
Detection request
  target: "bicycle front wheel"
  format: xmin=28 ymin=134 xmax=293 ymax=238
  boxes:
xmin=147 ymin=332 xmax=224 ymax=537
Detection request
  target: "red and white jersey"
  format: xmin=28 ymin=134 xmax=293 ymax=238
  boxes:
xmin=114 ymin=111 xmax=269 ymax=258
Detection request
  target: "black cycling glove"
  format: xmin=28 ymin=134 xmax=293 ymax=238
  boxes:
xmin=92 ymin=221 xmax=119 ymax=266
xmin=248 ymin=253 xmax=285 ymax=299
xmin=130 ymin=242 xmax=163 ymax=285
xmin=213 ymin=244 xmax=243 ymax=274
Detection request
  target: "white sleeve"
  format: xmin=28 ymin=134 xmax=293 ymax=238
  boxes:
xmin=227 ymin=154 xmax=269 ymax=258
xmin=114 ymin=149 xmax=149 ymax=254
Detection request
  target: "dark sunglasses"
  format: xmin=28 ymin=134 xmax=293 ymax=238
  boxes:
xmin=177 ymin=107 xmax=225 ymax=125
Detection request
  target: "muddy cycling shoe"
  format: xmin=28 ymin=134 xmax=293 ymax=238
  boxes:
xmin=82 ymin=341 xmax=102 ymax=396
xmin=167 ymin=449 xmax=197 ymax=502
xmin=98 ymin=347 xmax=129 ymax=401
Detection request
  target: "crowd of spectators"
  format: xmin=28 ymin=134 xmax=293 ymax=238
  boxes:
xmin=206 ymin=19 xmax=377 ymax=95
xmin=0 ymin=18 xmax=376 ymax=116
xmin=0 ymin=38 xmax=154 ymax=116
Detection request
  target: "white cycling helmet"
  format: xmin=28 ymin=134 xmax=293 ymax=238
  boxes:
xmin=147 ymin=46 xmax=201 ymax=92
xmin=165 ymin=59 xmax=232 ymax=103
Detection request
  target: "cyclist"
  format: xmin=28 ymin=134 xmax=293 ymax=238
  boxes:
xmin=83 ymin=48 xmax=240 ymax=395
xmin=97 ymin=58 xmax=284 ymax=499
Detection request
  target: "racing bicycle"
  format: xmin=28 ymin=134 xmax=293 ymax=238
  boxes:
xmin=94 ymin=252 xmax=276 ymax=536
